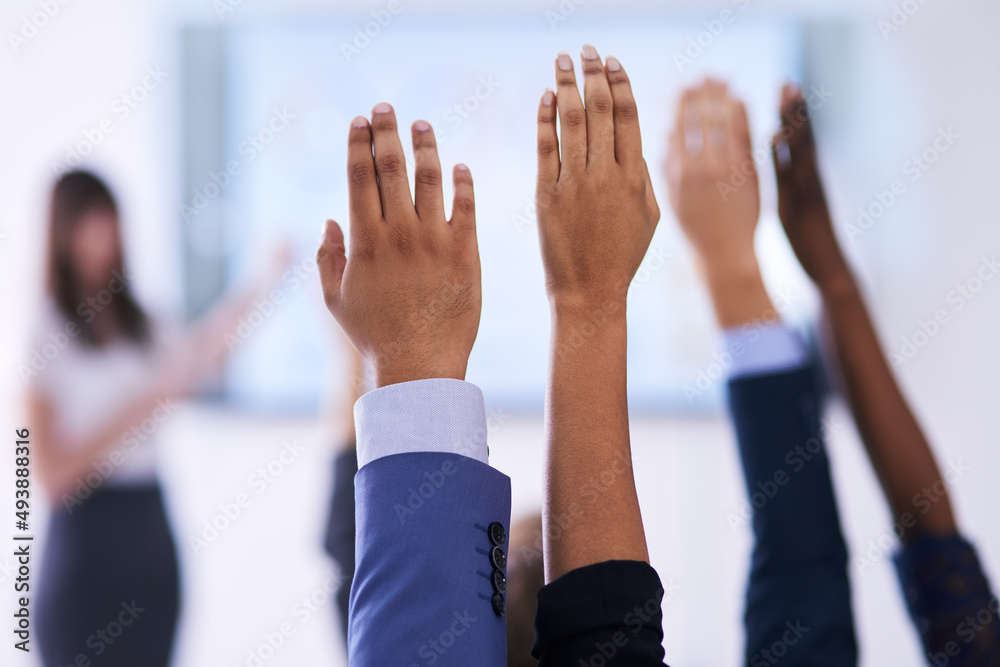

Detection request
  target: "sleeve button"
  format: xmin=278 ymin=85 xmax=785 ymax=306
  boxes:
xmin=489 ymin=545 xmax=506 ymax=570
xmin=491 ymin=569 xmax=506 ymax=593
xmin=491 ymin=591 xmax=506 ymax=617
xmin=488 ymin=521 xmax=507 ymax=546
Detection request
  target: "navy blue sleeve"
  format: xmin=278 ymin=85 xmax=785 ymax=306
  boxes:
xmin=323 ymin=448 xmax=358 ymax=643
xmin=532 ymin=560 xmax=668 ymax=666
xmin=728 ymin=365 xmax=858 ymax=667
xmin=894 ymin=533 xmax=1000 ymax=666
xmin=349 ymin=452 xmax=511 ymax=667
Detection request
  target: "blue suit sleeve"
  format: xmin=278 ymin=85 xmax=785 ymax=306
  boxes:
xmin=728 ymin=365 xmax=858 ymax=667
xmin=323 ymin=448 xmax=358 ymax=644
xmin=348 ymin=451 xmax=511 ymax=667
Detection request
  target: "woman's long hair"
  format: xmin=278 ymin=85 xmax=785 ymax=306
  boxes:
xmin=46 ymin=170 xmax=150 ymax=347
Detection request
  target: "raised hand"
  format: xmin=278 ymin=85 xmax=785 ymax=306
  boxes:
xmin=772 ymin=85 xmax=958 ymax=539
xmin=665 ymin=80 xmax=771 ymax=327
xmin=666 ymin=79 xmax=759 ymax=275
xmin=536 ymin=45 xmax=660 ymax=309
xmin=317 ymin=104 xmax=481 ymax=388
xmin=771 ymin=84 xmax=852 ymax=295
xmin=535 ymin=46 xmax=658 ymax=583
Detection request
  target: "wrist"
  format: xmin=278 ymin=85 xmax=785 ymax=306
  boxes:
xmin=372 ymin=355 xmax=468 ymax=388
xmin=550 ymin=292 xmax=628 ymax=328
xmin=700 ymin=250 xmax=761 ymax=287
xmin=550 ymin=299 xmax=628 ymax=367
xmin=816 ymin=270 xmax=859 ymax=303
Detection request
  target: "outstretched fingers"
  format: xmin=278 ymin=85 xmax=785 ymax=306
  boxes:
xmin=678 ymin=85 xmax=706 ymax=162
xmin=554 ymin=51 xmax=587 ymax=173
xmin=581 ymin=44 xmax=614 ymax=164
xmin=346 ymin=117 xmax=382 ymax=246
xmin=370 ymin=103 xmax=414 ymax=223
xmin=779 ymin=84 xmax=816 ymax=164
xmin=703 ymin=79 xmax=730 ymax=164
xmin=605 ymin=56 xmax=643 ymax=168
xmin=538 ymin=88 xmax=560 ymax=183
xmin=412 ymin=120 xmax=446 ymax=222
xmin=449 ymin=164 xmax=477 ymax=249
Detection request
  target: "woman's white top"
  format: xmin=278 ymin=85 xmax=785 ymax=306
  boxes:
xmin=27 ymin=303 xmax=162 ymax=489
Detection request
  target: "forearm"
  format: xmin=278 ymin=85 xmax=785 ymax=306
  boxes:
xmin=703 ymin=256 xmax=775 ymax=328
xmin=192 ymin=288 xmax=263 ymax=363
xmin=728 ymin=365 xmax=857 ymax=666
xmin=703 ymin=261 xmax=857 ymax=664
xmin=821 ymin=279 xmax=956 ymax=536
xmin=544 ymin=298 xmax=648 ymax=582
xmin=349 ymin=380 xmax=510 ymax=665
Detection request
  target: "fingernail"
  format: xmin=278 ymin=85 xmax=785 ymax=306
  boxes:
xmin=775 ymin=140 xmax=791 ymax=169
xmin=542 ymin=88 xmax=555 ymax=106
xmin=373 ymin=102 xmax=392 ymax=114
xmin=351 ymin=116 xmax=368 ymax=129
xmin=581 ymin=44 xmax=599 ymax=60
xmin=413 ymin=120 xmax=431 ymax=132
xmin=684 ymin=128 xmax=704 ymax=156
xmin=456 ymin=163 xmax=470 ymax=172
xmin=605 ymin=56 xmax=622 ymax=72
xmin=557 ymin=51 xmax=573 ymax=71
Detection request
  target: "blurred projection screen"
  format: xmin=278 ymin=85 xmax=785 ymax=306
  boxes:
xmin=197 ymin=16 xmax=812 ymax=413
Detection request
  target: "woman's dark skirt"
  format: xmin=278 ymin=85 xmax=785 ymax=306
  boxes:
xmin=36 ymin=484 xmax=180 ymax=667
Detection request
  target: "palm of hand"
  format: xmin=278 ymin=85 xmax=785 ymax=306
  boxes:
xmin=772 ymin=87 xmax=850 ymax=291
xmin=666 ymin=81 xmax=761 ymax=271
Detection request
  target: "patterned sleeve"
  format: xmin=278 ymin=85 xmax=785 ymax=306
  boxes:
xmin=893 ymin=533 xmax=1000 ymax=666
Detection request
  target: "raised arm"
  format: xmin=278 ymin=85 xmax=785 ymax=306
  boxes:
xmin=28 ymin=381 xmax=177 ymax=499
xmin=536 ymin=46 xmax=658 ymax=581
xmin=771 ymin=85 xmax=955 ymax=537
xmin=532 ymin=46 xmax=666 ymax=666
xmin=665 ymin=80 xmax=770 ymax=328
xmin=28 ymin=247 xmax=291 ymax=499
xmin=667 ymin=79 xmax=857 ymax=667
xmin=318 ymin=105 xmax=511 ymax=667
xmin=773 ymin=85 xmax=1000 ymax=664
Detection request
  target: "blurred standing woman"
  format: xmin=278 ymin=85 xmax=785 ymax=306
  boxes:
xmin=26 ymin=170 xmax=270 ymax=667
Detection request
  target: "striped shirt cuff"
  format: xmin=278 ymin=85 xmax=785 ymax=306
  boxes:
xmin=721 ymin=323 xmax=810 ymax=380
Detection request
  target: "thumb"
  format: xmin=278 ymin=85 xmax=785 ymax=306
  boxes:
xmin=642 ymin=158 xmax=660 ymax=225
xmin=317 ymin=219 xmax=347 ymax=310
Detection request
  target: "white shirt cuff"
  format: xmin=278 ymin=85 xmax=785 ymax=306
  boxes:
xmin=721 ymin=323 xmax=810 ymax=380
xmin=354 ymin=378 xmax=490 ymax=468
